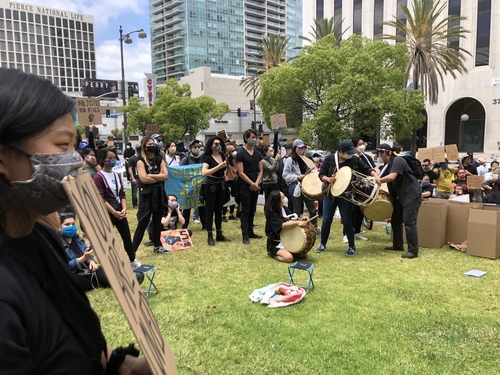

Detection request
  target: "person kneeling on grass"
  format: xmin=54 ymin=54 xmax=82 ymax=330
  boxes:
xmin=265 ymin=190 xmax=309 ymax=263
xmin=160 ymin=194 xmax=192 ymax=237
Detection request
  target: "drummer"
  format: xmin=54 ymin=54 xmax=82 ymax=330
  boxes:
xmin=375 ymin=144 xmax=422 ymax=259
xmin=316 ymin=140 xmax=380 ymax=256
xmin=264 ymin=190 xmax=308 ymax=263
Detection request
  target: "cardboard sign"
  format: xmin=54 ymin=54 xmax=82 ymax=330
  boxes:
xmin=76 ymin=98 xmax=102 ymax=125
xmin=160 ymin=229 xmax=193 ymax=251
xmin=417 ymin=148 xmax=433 ymax=162
xmin=467 ymin=175 xmax=484 ymax=190
xmin=270 ymin=113 xmax=287 ymax=129
xmin=62 ymin=172 xmax=177 ymax=375
xmin=433 ymin=147 xmax=446 ymax=163
xmin=146 ymin=124 xmax=160 ymax=138
xmin=217 ymin=129 xmax=228 ymax=140
xmin=164 ymin=165 xmax=203 ymax=210
xmin=445 ymin=144 xmax=459 ymax=161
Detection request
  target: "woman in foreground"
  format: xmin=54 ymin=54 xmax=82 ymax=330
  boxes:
xmin=0 ymin=68 xmax=151 ymax=374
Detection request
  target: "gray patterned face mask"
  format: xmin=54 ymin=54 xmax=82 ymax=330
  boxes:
xmin=10 ymin=150 xmax=83 ymax=215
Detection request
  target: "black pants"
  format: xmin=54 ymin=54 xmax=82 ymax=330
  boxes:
xmin=239 ymin=184 xmax=259 ymax=238
xmin=203 ymin=183 xmax=225 ymax=232
xmin=74 ymin=268 xmax=110 ymax=292
xmin=131 ymin=181 xmax=138 ymax=207
xmin=263 ymin=183 xmax=279 ymax=203
xmin=392 ymin=196 xmax=422 ymax=254
xmin=133 ymin=211 xmax=163 ymax=250
xmin=182 ymin=206 xmax=206 ymax=229
xmin=109 ymin=214 xmax=135 ymax=262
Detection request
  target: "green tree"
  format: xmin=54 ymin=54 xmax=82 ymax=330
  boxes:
xmin=122 ymin=79 xmax=229 ymax=140
xmin=258 ymin=34 xmax=425 ymax=151
xmin=298 ymin=17 xmax=347 ymax=46
xmin=382 ymin=0 xmax=470 ymax=153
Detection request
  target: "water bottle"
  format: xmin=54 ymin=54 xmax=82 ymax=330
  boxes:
xmin=386 ymin=222 xmax=392 ymax=235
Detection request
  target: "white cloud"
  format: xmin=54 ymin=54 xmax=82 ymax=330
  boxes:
xmin=96 ymin=39 xmax=152 ymax=95
xmin=24 ymin=0 xmax=146 ymax=28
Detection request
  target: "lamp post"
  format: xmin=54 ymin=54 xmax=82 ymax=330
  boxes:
xmin=119 ymin=25 xmax=147 ymax=144
xmin=460 ymin=113 xmax=469 ymax=151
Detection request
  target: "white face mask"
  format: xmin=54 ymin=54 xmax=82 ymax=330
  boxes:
xmin=282 ymin=197 xmax=288 ymax=207
xmin=357 ymin=145 xmax=366 ymax=153
xmin=231 ymin=151 xmax=237 ymax=157
xmin=343 ymin=153 xmax=353 ymax=160
xmin=313 ymin=157 xmax=320 ymax=162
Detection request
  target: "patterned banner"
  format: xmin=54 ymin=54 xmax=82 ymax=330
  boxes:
xmin=164 ymin=164 xmax=203 ymax=210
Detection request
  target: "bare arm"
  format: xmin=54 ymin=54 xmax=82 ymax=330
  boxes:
xmin=379 ymin=172 xmax=398 ymax=184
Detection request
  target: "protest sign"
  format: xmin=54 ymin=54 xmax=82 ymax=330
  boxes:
xmin=433 ymin=147 xmax=446 ymax=163
xmin=160 ymin=229 xmax=193 ymax=251
xmin=270 ymin=113 xmax=287 ymax=129
xmin=445 ymin=144 xmax=459 ymax=161
xmin=467 ymin=175 xmax=484 ymax=190
xmin=164 ymin=165 xmax=203 ymax=210
xmin=417 ymin=148 xmax=433 ymax=162
xmin=76 ymin=98 xmax=102 ymax=125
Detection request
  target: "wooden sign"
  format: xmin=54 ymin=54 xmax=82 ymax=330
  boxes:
xmin=160 ymin=229 xmax=193 ymax=251
xmin=62 ymin=172 xmax=178 ymax=375
xmin=270 ymin=113 xmax=287 ymax=129
xmin=146 ymin=124 xmax=160 ymax=138
xmin=467 ymin=175 xmax=484 ymax=190
xmin=217 ymin=129 xmax=228 ymax=140
xmin=76 ymin=98 xmax=102 ymax=125
xmin=445 ymin=144 xmax=459 ymax=161
xmin=417 ymin=148 xmax=433 ymax=162
xmin=433 ymin=147 xmax=446 ymax=163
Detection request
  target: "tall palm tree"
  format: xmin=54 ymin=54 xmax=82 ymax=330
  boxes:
xmin=382 ymin=0 xmax=470 ymax=153
xmin=299 ymin=17 xmax=347 ymax=46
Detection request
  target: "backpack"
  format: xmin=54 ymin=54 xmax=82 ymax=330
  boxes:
xmin=402 ymin=155 xmax=425 ymax=180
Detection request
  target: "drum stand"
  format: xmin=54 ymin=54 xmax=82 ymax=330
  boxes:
xmin=288 ymin=262 xmax=314 ymax=292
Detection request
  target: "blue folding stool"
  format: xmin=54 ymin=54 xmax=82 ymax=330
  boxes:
xmin=288 ymin=262 xmax=314 ymax=291
xmin=133 ymin=265 xmax=158 ymax=297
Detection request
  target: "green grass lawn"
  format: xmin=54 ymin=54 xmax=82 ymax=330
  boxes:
xmin=88 ymin=194 xmax=500 ymax=375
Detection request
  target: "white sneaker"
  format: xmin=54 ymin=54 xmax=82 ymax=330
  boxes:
xmin=343 ymin=235 xmax=348 ymax=243
xmin=130 ymin=259 xmax=142 ymax=269
xmin=193 ymin=219 xmax=200 ymax=224
xmin=355 ymin=233 xmax=368 ymax=241
xmin=315 ymin=227 xmax=321 ymax=234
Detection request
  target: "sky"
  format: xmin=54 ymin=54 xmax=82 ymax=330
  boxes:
xmin=29 ymin=0 xmax=152 ymax=94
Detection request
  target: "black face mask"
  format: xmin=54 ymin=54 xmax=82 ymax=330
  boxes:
xmin=146 ymin=145 xmax=157 ymax=153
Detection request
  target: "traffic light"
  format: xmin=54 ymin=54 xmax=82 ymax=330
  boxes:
xmin=258 ymin=123 xmax=263 ymax=134
xmin=237 ymin=107 xmax=241 ymax=117
xmin=128 ymin=86 xmax=134 ymax=99
xmin=105 ymin=109 xmax=111 ymax=118
xmin=251 ymin=121 xmax=255 ymax=130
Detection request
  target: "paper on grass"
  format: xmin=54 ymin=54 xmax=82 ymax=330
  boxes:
xmin=464 ymin=270 xmax=487 ymax=278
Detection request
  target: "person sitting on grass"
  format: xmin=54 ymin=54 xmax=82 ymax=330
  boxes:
xmin=161 ymin=194 xmax=191 ymax=236
xmin=59 ymin=212 xmax=110 ymax=291
xmin=264 ymin=190 xmax=309 ymax=263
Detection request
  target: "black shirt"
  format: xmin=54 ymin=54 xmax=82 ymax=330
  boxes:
xmin=202 ymin=154 xmax=226 ymax=183
xmin=265 ymin=207 xmax=291 ymax=255
xmin=319 ymin=153 xmax=374 ymax=181
xmin=128 ymin=154 xmax=139 ymax=178
xmin=382 ymin=156 xmax=421 ymax=207
xmin=424 ymin=169 xmax=438 ymax=183
xmin=236 ymin=147 xmax=262 ymax=184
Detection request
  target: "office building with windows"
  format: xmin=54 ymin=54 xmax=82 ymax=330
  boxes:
xmin=149 ymin=0 xmax=302 ymax=84
xmin=304 ymin=0 xmax=499 ymax=155
xmin=0 ymin=0 xmax=95 ymax=92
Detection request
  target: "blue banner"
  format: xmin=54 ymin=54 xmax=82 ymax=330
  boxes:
xmin=164 ymin=164 xmax=203 ymax=210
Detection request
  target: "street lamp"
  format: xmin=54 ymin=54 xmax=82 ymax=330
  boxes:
xmin=119 ymin=25 xmax=147 ymax=144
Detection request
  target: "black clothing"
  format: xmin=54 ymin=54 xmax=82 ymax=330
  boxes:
xmin=128 ymin=155 xmax=139 ymax=179
xmin=382 ymin=156 xmax=421 ymax=208
xmin=265 ymin=207 xmax=291 ymax=257
xmin=424 ymin=169 xmax=438 ymax=183
xmin=465 ymin=164 xmax=478 ymax=175
xmin=319 ymin=153 xmax=374 ymax=185
xmin=485 ymin=190 xmax=500 ymax=204
xmin=359 ymin=153 xmax=376 ymax=168
xmin=123 ymin=147 xmax=135 ymax=160
xmin=202 ymin=154 xmax=226 ymax=182
xmin=0 ymin=223 xmax=105 ymax=374
xmin=421 ymin=183 xmax=434 ymax=197
xmin=236 ymin=147 xmax=262 ymax=185
xmin=180 ymin=154 xmax=202 ymax=166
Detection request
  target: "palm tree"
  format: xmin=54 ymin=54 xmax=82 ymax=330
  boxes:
xmin=240 ymin=34 xmax=290 ymax=115
xmin=299 ymin=17 xmax=347 ymax=46
xmin=382 ymin=0 xmax=470 ymax=154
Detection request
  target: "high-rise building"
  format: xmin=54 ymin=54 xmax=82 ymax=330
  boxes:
xmin=303 ymin=0 xmax=499 ymax=155
xmin=0 ymin=0 xmax=95 ymax=92
xmin=150 ymin=0 xmax=302 ymax=84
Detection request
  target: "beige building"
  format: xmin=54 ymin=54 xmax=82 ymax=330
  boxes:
xmin=304 ymin=0 xmax=500 ymax=156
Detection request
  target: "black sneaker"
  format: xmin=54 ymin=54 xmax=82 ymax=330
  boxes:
xmin=316 ymin=244 xmax=326 ymax=253
xmin=222 ymin=216 xmax=228 ymax=222
xmin=345 ymin=247 xmax=356 ymax=256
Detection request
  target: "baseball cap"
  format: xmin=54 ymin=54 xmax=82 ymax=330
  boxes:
xmin=151 ymin=133 xmax=160 ymax=139
xmin=467 ymin=150 xmax=473 ymax=154
xmin=285 ymin=143 xmax=293 ymax=150
xmin=293 ymin=139 xmax=305 ymax=148
xmin=372 ymin=143 xmax=393 ymax=154
xmin=279 ymin=137 xmax=287 ymax=141
xmin=190 ymin=139 xmax=201 ymax=147
xmin=338 ymin=140 xmax=356 ymax=154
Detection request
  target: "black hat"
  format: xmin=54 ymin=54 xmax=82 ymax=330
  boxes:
xmin=372 ymin=144 xmax=393 ymax=154
xmin=189 ymin=139 xmax=201 ymax=147
xmin=338 ymin=140 xmax=356 ymax=154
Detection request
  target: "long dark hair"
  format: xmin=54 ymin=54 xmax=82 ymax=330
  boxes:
xmin=0 ymin=68 xmax=75 ymax=235
xmin=140 ymin=136 xmax=158 ymax=167
xmin=204 ymin=136 xmax=226 ymax=160
xmin=97 ymin=148 xmax=118 ymax=168
xmin=264 ymin=190 xmax=283 ymax=218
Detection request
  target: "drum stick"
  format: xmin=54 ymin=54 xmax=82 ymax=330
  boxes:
xmin=306 ymin=214 xmax=319 ymax=222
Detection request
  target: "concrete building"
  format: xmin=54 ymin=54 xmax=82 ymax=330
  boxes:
xmin=304 ymin=0 xmax=500 ymax=156
xmin=149 ymin=0 xmax=302 ymax=84
xmin=0 ymin=0 xmax=95 ymax=92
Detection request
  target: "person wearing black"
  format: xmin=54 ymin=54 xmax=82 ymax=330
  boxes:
xmin=277 ymin=143 xmax=294 ymax=211
xmin=127 ymin=146 xmax=141 ymax=208
xmin=123 ymin=142 xmax=135 ymax=182
xmin=261 ymin=144 xmax=281 ymax=202
xmin=376 ymin=144 xmax=422 ymax=259
xmin=236 ymin=129 xmax=264 ymax=244
xmin=462 ymin=155 xmax=478 ymax=175
xmin=421 ymin=158 xmax=438 ymax=189
xmin=0 ymin=68 xmax=150 ymax=373
xmin=485 ymin=179 xmax=500 ymax=204
xmin=133 ymin=136 xmax=170 ymax=254
xmin=316 ymin=140 xmax=379 ymax=256
xmin=421 ymin=175 xmax=434 ymax=198
xmin=202 ymin=136 xmax=231 ymax=245
xmin=180 ymin=139 xmax=206 ymax=230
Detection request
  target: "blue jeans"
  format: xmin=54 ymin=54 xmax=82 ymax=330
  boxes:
xmin=288 ymin=182 xmax=318 ymax=226
xmin=321 ymin=195 xmax=354 ymax=248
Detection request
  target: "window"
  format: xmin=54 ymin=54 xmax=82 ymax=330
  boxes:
xmin=476 ymin=0 xmax=491 ymax=66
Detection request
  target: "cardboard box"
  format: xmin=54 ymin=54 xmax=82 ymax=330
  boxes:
xmin=417 ymin=200 xmax=448 ymax=248
xmin=467 ymin=206 xmax=500 ymax=259
xmin=446 ymin=201 xmax=483 ymax=243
